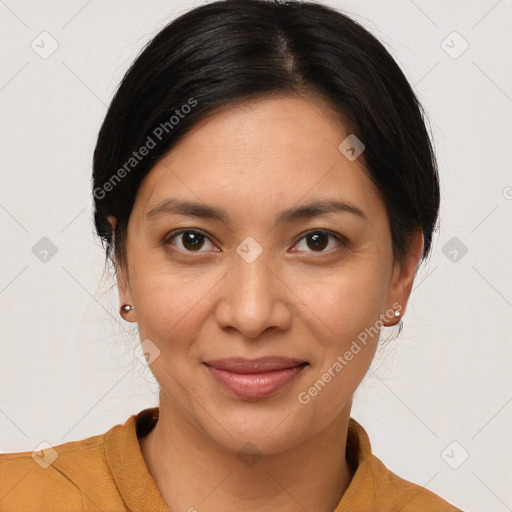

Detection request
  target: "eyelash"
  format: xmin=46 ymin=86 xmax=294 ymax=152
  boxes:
xmin=164 ymin=228 xmax=347 ymax=255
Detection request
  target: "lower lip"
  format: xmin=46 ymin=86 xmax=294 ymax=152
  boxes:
xmin=205 ymin=364 xmax=308 ymax=400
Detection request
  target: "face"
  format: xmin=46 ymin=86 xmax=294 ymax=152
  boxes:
xmin=113 ymin=94 xmax=422 ymax=455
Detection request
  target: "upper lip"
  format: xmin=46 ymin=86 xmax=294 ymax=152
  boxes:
xmin=204 ymin=357 xmax=308 ymax=374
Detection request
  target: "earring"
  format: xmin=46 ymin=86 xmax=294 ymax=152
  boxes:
xmin=120 ymin=304 xmax=134 ymax=317
xmin=383 ymin=308 xmax=402 ymax=328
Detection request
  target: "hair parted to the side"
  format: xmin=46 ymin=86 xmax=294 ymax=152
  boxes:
xmin=92 ymin=0 xmax=439 ymax=273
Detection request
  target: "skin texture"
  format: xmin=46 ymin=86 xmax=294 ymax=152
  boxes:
xmin=108 ymin=94 xmax=424 ymax=512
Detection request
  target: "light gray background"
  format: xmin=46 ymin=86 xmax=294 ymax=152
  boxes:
xmin=1 ymin=1 xmax=511 ymax=510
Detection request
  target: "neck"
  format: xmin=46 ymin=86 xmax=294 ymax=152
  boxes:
xmin=139 ymin=395 xmax=354 ymax=512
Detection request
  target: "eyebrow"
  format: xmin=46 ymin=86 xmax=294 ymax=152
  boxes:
xmin=145 ymin=198 xmax=367 ymax=224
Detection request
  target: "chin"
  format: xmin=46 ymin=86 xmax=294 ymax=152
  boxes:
xmin=198 ymin=403 xmax=317 ymax=456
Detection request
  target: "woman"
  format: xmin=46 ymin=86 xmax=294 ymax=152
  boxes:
xmin=0 ymin=0 xmax=463 ymax=510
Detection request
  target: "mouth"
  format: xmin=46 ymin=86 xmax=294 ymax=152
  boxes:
xmin=203 ymin=357 xmax=309 ymax=400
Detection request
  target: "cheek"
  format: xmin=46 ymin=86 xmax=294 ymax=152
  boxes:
xmin=293 ymin=259 xmax=390 ymax=346
xmin=294 ymin=268 xmax=386 ymax=426
xmin=130 ymin=261 xmax=221 ymax=350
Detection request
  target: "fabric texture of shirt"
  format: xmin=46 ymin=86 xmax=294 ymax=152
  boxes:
xmin=0 ymin=407 xmax=463 ymax=511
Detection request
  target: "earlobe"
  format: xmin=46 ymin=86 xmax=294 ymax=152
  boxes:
xmin=116 ymin=259 xmax=137 ymax=323
xmin=107 ymin=215 xmax=137 ymax=323
xmin=384 ymin=229 xmax=424 ymax=326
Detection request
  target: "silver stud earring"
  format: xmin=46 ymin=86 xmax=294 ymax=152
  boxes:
xmin=120 ymin=304 xmax=134 ymax=316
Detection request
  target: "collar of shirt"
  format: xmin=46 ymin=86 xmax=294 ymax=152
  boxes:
xmin=103 ymin=407 xmax=461 ymax=512
xmin=104 ymin=407 xmax=376 ymax=512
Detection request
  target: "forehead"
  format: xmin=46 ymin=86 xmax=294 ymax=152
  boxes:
xmin=133 ymin=94 xmax=386 ymax=226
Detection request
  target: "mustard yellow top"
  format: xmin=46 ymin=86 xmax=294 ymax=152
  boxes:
xmin=0 ymin=407 xmax=462 ymax=511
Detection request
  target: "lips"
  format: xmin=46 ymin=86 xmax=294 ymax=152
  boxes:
xmin=204 ymin=357 xmax=307 ymax=373
xmin=203 ymin=357 xmax=309 ymax=400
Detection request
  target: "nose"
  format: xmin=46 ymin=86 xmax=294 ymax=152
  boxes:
xmin=214 ymin=249 xmax=293 ymax=339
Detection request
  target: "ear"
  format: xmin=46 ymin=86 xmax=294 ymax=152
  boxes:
xmin=383 ymin=229 xmax=424 ymax=326
xmin=107 ymin=215 xmax=137 ymax=323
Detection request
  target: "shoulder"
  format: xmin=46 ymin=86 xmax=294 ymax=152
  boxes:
xmin=368 ymin=453 xmax=463 ymax=511
xmin=343 ymin=418 xmax=464 ymax=511
xmin=0 ymin=426 xmax=122 ymax=511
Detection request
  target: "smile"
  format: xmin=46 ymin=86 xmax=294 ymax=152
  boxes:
xmin=203 ymin=357 xmax=309 ymax=400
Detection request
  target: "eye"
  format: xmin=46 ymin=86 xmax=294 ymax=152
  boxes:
xmin=164 ymin=229 xmax=217 ymax=253
xmin=291 ymin=229 xmax=346 ymax=253
xmin=164 ymin=228 xmax=346 ymax=255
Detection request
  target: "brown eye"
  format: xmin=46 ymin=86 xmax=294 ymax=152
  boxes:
xmin=293 ymin=230 xmax=345 ymax=253
xmin=166 ymin=229 xmax=215 ymax=252
xmin=306 ymin=232 xmax=329 ymax=251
